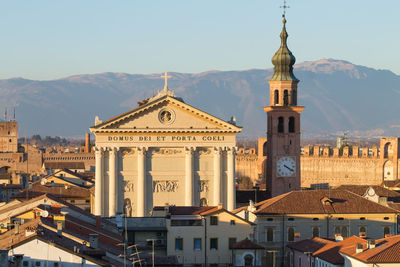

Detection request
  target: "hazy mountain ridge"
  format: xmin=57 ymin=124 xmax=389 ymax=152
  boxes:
xmin=0 ymin=58 xmax=399 ymax=139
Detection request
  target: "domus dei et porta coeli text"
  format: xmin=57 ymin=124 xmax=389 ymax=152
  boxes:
xmin=90 ymin=74 xmax=242 ymax=217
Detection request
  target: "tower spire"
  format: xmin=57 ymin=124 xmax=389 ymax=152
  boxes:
xmin=270 ymin=2 xmax=298 ymax=82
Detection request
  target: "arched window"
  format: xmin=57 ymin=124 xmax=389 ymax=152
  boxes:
xmin=335 ymin=227 xmax=341 ymax=235
xmin=384 ymin=226 xmax=390 ymax=237
xmin=288 ymin=227 xmax=295 ymax=241
xmin=341 ymin=226 xmax=348 ymax=238
xmin=274 ymin=90 xmax=279 ymax=105
xmin=313 ymin=227 xmax=319 ymax=238
xmin=359 ymin=226 xmax=366 ymax=236
xmin=384 ymin=142 xmax=392 ymax=158
xmin=292 ymin=90 xmax=297 ymax=105
xmin=288 ymin=117 xmax=295 ymax=133
xmin=283 ymin=90 xmax=289 ymax=106
xmin=278 ymin=117 xmax=284 ymax=133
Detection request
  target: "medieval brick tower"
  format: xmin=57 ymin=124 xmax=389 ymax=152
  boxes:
xmin=264 ymin=16 xmax=304 ymax=198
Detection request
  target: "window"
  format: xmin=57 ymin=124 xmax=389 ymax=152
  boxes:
xmin=359 ymin=226 xmax=366 ymax=234
xmin=230 ymin=220 xmax=235 ymax=225
xmin=278 ymin=117 xmax=284 ymax=133
xmin=193 ymin=238 xmax=201 ymax=251
xmin=274 ymin=90 xmax=279 ymax=105
xmin=284 ymin=90 xmax=289 ymax=106
xmin=313 ymin=227 xmax=320 ymax=237
xmin=288 ymin=117 xmax=295 ymax=133
xmin=175 ymin=238 xmax=183 ymax=251
xmin=210 ymin=238 xmax=218 ymax=250
xmin=23 ymin=262 xmax=29 ymax=267
xmin=229 ymin=237 xmax=237 ymax=249
xmin=384 ymin=226 xmax=390 ymax=237
xmin=267 ymin=227 xmax=274 ymax=242
xmin=341 ymin=226 xmax=348 ymax=238
xmin=210 ymin=216 xmax=218 ymax=225
xmin=335 ymin=227 xmax=341 ymax=235
xmin=288 ymin=227 xmax=295 ymax=241
xmin=36 ymin=262 xmax=41 ymax=267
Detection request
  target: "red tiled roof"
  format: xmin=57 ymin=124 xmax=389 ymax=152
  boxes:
xmin=341 ymin=235 xmax=400 ymax=263
xmin=336 ymin=185 xmax=400 ymax=198
xmin=254 ymin=190 xmax=400 ymax=214
xmin=231 ymin=238 xmax=264 ymax=249
xmin=163 ymin=206 xmax=217 ymax=215
xmin=314 ymin=236 xmax=366 ymax=265
xmin=287 ymin=237 xmax=334 ymax=253
xmin=13 ymin=183 xmax=90 ymax=199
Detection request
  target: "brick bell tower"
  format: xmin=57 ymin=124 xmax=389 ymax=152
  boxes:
xmin=264 ymin=16 xmax=304 ymax=198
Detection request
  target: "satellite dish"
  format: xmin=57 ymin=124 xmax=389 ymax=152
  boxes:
xmin=41 ymin=210 xmax=49 ymax=218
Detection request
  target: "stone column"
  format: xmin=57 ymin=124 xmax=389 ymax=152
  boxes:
xmin=137 ymin=147 xmax=146 ymax=217
xmin=94 ymin=147 xmax=104 ymax=216
xmin=227 ymin=147 xmax=236 ymax=211
xmin=108 ymin=147 xmax=118 ymax=217
xmin=213 ymin=147 xmax=221 ymax=206
xmin=185 ymin=147 xmax=194 ymax=206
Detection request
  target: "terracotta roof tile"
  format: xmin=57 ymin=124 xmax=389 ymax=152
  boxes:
xmin=231 ymin=238 xmax=264 ymax=249
xmin=336 ymin=185 xmax=400 ymax=198
xmin=254 ymin=190 xmax=400 ymax=214
xmin=341 ymin=235 xmax=400 ymax=263
xmin=287 ymin=237 xmax=334 ymax=253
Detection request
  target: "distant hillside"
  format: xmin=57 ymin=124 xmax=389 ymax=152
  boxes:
xmin=0 ymin=58 xmax=399 ymax=139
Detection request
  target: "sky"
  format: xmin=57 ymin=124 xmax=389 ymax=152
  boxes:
xmin=1 ymin=0 xmax=399 ymax=80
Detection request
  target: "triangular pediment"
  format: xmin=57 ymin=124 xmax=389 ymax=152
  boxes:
xmin=90 ymin=96 xmax=241 ymax=133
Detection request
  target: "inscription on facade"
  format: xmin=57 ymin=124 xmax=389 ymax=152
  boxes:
xmin=107 ymin=135 xmax=225 ymax=142
xmin=153 ymin=180 xmax=179 ymax=193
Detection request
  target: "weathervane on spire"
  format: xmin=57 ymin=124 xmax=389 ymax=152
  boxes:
xmin=280 ymin=0 xmax=289 ymax=19
xmin=160 ymin=72 xmax=172 ymax=90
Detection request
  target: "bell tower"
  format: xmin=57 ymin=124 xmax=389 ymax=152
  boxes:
xmin=264 ymin=15 xmax=304 ymax=198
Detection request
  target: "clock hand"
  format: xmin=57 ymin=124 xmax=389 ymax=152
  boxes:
xmin=284 ymin=165 xmax=294 ymax=172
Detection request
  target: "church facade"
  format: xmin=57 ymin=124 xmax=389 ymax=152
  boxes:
xmin=90 ymin=82 xmax=242 ymax=217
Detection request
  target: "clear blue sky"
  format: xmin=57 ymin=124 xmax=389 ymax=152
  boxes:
xmin=1 ymin=0 xmax=399 ymax=80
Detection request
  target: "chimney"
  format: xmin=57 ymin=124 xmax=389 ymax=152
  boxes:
xmin=356 ymin=243 xmax=363 ymax=254
xmin=0 ymin=249 xmax=9 ymax=267
xmin=57 ymin=221 xmax=63 ymax=237
xmin=96 ymin=216 xmax=101 ymax=230
xmin=367 ymin=240 xmax=375 ymax=249
xmin=89 ymin=234 xmax=99 ymax=249
xmin=85 ymin=133 xmax=90 ymax=153
xmin=13 ymin=254 xmax=23 ymax=267
xmin=14 ymin=223 xmax=20 ymax=235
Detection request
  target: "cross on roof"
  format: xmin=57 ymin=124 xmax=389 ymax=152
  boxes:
xmin=161 ymin=72 xmax=172 ymax=90
xmin=280 ymin=0 xmax=289 ymax=18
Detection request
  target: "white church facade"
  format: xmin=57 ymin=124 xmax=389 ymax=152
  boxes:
xmin=90 ymin=77 xmax=242 ymax=217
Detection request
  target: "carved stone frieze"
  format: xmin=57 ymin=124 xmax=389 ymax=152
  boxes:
xmin=124 ymin=181 xmax=134 ymax=192
xmin=153 ymin=180 xmax=179 ymax=193
xmin=197 ymin=148 xmax=211 ymax=155
xmin=151 ymin=148 xmax=182 ymax=155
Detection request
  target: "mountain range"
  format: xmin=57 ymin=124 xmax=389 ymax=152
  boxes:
xmin=0 ymin=58 xmax=399 ymax=140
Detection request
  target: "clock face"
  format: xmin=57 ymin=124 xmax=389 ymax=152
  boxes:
xmin=277 ymin=157 xmax=296 ymax=177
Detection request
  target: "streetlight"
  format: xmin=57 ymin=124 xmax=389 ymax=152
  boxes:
xmin=146 ymin=239 xmax=156 ymax=267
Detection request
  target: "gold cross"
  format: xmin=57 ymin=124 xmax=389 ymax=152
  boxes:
xmin=161 ymin=72 xmax=172 ymax=89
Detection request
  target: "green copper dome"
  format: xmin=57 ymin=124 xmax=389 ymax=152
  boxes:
xmin=269 ymin=18 xmax=299 ymax=82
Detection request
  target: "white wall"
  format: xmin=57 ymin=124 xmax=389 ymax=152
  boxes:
xmin=9 ymin=238 xmax=100 ymax=267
